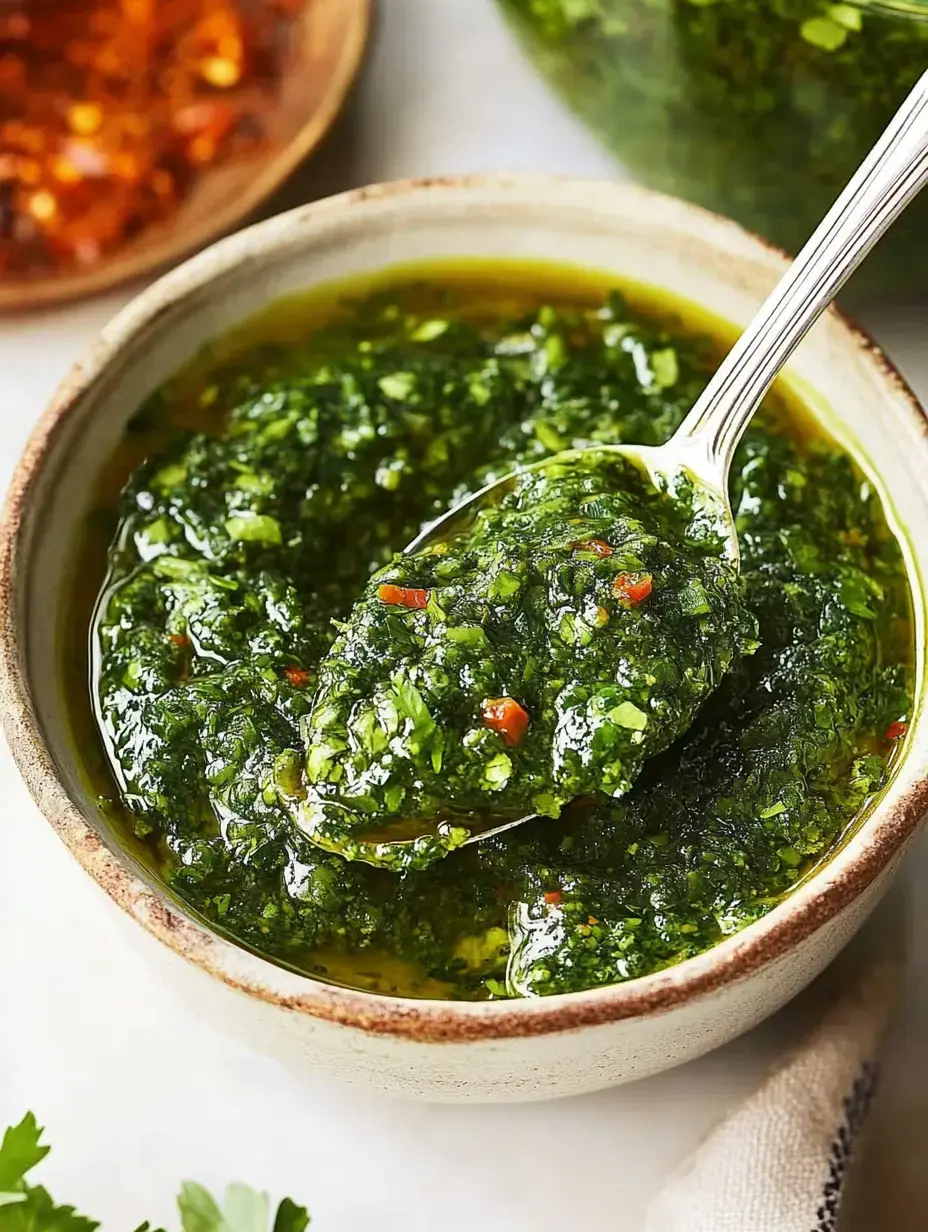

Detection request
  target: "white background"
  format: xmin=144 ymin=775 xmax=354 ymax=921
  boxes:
xmin=2 ymin=2 xmax=927 ymax=1228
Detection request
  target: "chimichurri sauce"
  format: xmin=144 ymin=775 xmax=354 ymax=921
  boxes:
xmin=300 ymin=453 xmax=756 ymax=871
xmin=84 ymin=267 xmax=913 ymax=999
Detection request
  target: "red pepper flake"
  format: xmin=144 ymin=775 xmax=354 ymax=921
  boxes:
xmin=0 ymin=0 xmax=300 ymax=280
xmin=614 ymin=573 xmax=653 ymax=604
xmin=377 ymin=583 xmax=430 ymax=609
xmin=481 ymin=696 xmax=530 ymax=746
xmin=573 ymin=537 xmax=614 ymax=558
xmin=283 ymin=666 xmax=310 ymax=688
xmin=886 ymin=720 xmax=908 ymax=741
xmin=544 ymin=891 xmax=562 ymax=906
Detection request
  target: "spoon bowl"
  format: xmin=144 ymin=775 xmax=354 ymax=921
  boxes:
xmin=396 ymin=440 xmax=737 ymax=853
xmin=379 ymin=441 xmax=739 ymax=856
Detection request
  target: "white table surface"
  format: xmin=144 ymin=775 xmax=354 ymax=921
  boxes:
xmin=2 ymin=2 xmax=928 ymax=1228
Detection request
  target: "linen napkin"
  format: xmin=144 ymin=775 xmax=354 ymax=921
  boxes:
xmin=644 ymin=905 xmax=905 ymax=1232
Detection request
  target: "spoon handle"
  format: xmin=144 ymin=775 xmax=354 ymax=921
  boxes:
xmin=676 ymin=66 xmax=928 ymax=477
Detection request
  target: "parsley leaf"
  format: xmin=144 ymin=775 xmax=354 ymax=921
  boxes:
xmin=177 ymin=1184 xmax=224 ymax=1232
xmin=0 ymin=1185 xmax=99 ymax=1232
xmin=177 ymin=1182 xmax=307 ymax=1232
xmin=212 ymin=1183 xmax=268 ymax=1232
xmin=0 ymin=1115 xmax=49 ymax=1192
xmin=0 ymin=1114 xmax=99 ymax=1232
xmin=0 ymin=1117 xmax=308 ymax=1232
xmin=271 ymin=1199 xmax=310 ymax=1232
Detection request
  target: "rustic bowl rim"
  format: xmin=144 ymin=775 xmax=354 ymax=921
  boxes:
xmin=2 ymin=172 xmax=927 ymax=1045
xmin=0 ymin=0 xmax=372 ymax=314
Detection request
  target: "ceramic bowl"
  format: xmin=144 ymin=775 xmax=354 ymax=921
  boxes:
xmin=2 ymin=175 xmax=926 ymax=1102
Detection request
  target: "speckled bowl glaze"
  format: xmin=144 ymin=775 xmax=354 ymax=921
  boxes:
xmin=2 ymin=176 xmax=927 ymax=1102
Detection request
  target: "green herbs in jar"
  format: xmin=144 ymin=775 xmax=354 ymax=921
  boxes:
xmin=499 ymin=0 xmax=928 ymax=299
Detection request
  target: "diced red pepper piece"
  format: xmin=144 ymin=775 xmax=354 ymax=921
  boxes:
xmin=886 ymin=720 xmax=908 ymax=741
xmin=614 ymin=573 xmax=653 ymax=604
xmin=481 ymin=696 xmax=530 ymax=746
xmin=544 ymin=890 xmax=562 ymax=906
xmin=573 ymin=537 xmax=614 ymax=558
xmin=283 ymin=665 xmax=310 ymax=688
xmin=377 ymin=583 xmax=430 ymax=609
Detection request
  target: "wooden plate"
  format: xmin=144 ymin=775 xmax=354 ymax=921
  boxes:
xmin=0 ymin=0 xmax=372 ymax=313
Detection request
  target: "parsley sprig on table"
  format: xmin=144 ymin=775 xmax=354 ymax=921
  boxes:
xmin=0 ymin=1115 xmax=309 ymax=1232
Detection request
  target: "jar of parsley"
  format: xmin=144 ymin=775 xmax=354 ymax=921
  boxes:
xmin=498 ymin=0 xmax=928 ymax=298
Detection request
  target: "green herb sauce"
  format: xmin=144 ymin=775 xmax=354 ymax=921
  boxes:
xmin=82 ymin=266 xmax=912 ymax=999
xmin=301 ymin=453 xmax=756 ymax=870
xmin=498 ymin=0 xmax=928 ymax=299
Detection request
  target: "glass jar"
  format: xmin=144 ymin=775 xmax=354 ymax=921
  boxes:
xmin=498 ymin=0 xmax=928 ymax=300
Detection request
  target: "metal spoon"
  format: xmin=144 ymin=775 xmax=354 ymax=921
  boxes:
xmin=396 ymin=67 xmax=928 ymax=853
xmin=410 ymin=66 xmax=928 ymax=574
